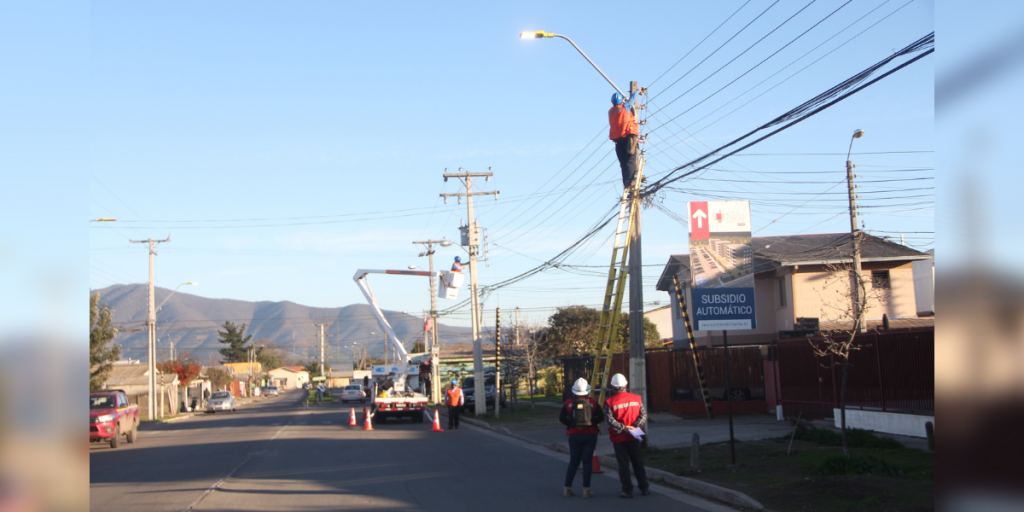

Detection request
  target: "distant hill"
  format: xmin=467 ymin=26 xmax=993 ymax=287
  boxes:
xmin=91 ymin=284 xmax=476 ymax=367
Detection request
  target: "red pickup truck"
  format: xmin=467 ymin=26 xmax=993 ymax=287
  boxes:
xmin=90 ymin=390 xmax=139 ymax=448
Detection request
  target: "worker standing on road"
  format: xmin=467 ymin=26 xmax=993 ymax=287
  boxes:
xmin=451 ymin=256 xmax=463 ymax=273
xmin=559 ymin=378 xmax=604 ymax=498
xmin=444 ymin=379 xmax=464 ymax=430
xmin=608 ymin=88 xmax=645 ymax=188
xmin=316 ymin=383 xmax=325 ymax=405
xmin=603 ymin=373 xmax=650 ymax=498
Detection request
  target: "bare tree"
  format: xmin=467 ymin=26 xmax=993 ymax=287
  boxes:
xmin=810 ymin=261 xmax=890 ymax=458
xmin=501 ymin=321 xmax=545 ymax=414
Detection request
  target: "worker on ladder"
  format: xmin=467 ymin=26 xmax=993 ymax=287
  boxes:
xmin=608 ymin=88 xmax=646 ymax=188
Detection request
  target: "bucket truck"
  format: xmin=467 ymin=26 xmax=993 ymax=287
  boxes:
xmin=353 ymin=268 xmax=464 ymax=424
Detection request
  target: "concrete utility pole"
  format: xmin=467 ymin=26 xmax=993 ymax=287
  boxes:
xmin=441 ymin=167 xmax=499 ymax=417
xmin=626 ymin=80 xmax=648 ymax=412
xmin=314 ymin=323 xmax=330 ymax=377
xmin=846 ymin=129 xmax=866 ymax=333
xmin=495 ymin=308 xmax=501 ymax=419
xmin=129 ymin=236 xmax=170 ymax=421
xmin=413 ymin=238 xmax=452 ymax=404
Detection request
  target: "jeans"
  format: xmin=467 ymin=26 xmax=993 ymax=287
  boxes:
xmin=565 ymin=433 xmax=598 ymax=487
xmin=614 ymin=135 xmax=638 ymax=188
xmin=447 ymin=405 xmax=462 ymax=428
xmin=613 ymin=439 xmax=649 ymax=492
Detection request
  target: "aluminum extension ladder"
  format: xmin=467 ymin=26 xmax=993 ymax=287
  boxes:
xmin=592 ymin=157 xmax=645 ymax=405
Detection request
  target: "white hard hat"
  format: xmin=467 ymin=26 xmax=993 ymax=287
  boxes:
xmin=571 ymin=377 xmax=591 ymax=396
xmin=610 ymin=373 xmax=628 ymax=388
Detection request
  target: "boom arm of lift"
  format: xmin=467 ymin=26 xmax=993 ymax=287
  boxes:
xmin=352 ymin=269 xmax=439 ymax=392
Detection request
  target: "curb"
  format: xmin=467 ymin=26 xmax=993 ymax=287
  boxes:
xmin=160 ymin=413 xmax=194 ymax=424
xmin=445 ymin=412 xmax=764 ymax=510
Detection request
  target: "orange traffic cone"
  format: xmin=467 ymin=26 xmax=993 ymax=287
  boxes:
xmin=349 ymin=407 xmax=357 ymax=427
xmin=591 ymin=454 xmax=604 ymax=474
xmin=430 ymin=409 xmax=444 ymax=432
xmin=363 ymin=411 xmax=374 ymax=431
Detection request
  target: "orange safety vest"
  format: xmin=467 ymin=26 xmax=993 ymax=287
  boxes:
xmin=608 ymin=103 xmax=639 ymax=140
xmin=446 ymin=386 xmax=463 ymax=406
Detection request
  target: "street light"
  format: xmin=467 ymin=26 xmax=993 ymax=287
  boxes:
xmin=156 ymin=281 xmax=197 ymax=361
xmin=519 ymin=30 xmax=625 ymax=96
xmin=846 ymin=129 xmax=866 ymax=333
xmin=90 ymin=218 xmax=118 ymax=222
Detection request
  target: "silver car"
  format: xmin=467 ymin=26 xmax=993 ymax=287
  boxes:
xmin=264 ymin=386 xmax=279 ymax=397
xmin=206 ymin=391 xmax=236 ymax=413
xmin=340 ymin=384 xmax=366 ymax=404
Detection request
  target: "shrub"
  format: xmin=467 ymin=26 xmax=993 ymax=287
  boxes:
xmin=794 ymin=424 xmax=903 ymax=449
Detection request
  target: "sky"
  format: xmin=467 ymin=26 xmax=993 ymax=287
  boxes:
xmin=77 ymin=1 xmax=935 ymax=331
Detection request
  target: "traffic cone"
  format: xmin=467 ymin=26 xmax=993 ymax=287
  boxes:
xmin=349 ymin=407 xmax=357 ymax=427
xmin=430 ymin=409 xmax=444 ymax=432
xmin=591 ymin=454 xmax=604 ymax=474
xmin=363 ymin=411 xmax=374 ymax=431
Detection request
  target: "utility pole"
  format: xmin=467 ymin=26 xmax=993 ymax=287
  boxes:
xmin=414 ymin=238 xmax=451 ymax=404
xmin=129 ymin=236 xmax=170 ymax=421
xmin=441 ymin=167 xmax=499 ymax=417
xmin=846 ymin=129 xmax=866 ymax=333
xmin=626 ymin=80 xmax=648 ymax=411
xmin=314 ymin=323 xmax=329 ymax=377
xmin=495 ymin=308 xmax=501 ymax=419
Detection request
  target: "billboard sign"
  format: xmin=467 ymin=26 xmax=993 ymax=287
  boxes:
xmin=687 ymin=200 xmax=756 ymax=331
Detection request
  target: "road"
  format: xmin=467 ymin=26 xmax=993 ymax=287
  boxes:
xmin=91 ymin=389 xmax=734 ymax=512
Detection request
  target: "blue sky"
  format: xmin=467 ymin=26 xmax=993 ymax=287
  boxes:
xmin=79 ymin=1 xmax=934 ymax=330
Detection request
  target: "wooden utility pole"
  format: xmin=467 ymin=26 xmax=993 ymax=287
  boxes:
xmin=441 ymin=168 xmax=499 ymax=417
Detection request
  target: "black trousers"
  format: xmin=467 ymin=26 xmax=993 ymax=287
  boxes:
xmin=614 ymin=135 xmax=638 ymax=188
xmin=447 ymin=405 xmax=462 ymax=428
xmin=565 ymin=433 xmax=598 ymax=487
xmin=613 ymin=439 xmax=649 ymax=492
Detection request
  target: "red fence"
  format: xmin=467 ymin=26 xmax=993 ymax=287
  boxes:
xmin=771 ymin=328 xmax=934 ymax=420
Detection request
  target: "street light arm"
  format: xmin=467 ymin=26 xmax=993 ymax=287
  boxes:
xmin=156 ymin=282 xmax=197 ymax=313
xmin=551 ymin=34 xmax=625 ymax=97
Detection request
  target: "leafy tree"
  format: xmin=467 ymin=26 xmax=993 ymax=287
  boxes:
xmin=90 ymin=293 xmax=120 ymax=391
xmin=204 ymin=366 xmax=232 ymax=391
xmin=298 ymin=360 xmax=329 ymax=377
xmin=411 ymin=339 xmax=426 ymax=353
xmin=619 ymin=313 xmax=665 ymax=349
xmin=255 ymin=341 xmax=284 ymax=370
xmin=156 ymin=353 xmax=202 ymax=387
xmin=217 ymin=321 xmax=252 ymax=363
xmin=545 ymin=306 xmax=601 ymax=357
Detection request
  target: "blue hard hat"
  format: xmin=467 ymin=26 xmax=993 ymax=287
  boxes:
xmin=451 ymin=379 xmax=458 ymax=385
xmin=612 ymin=92 xmax=624 ymax=105
xmin=454 ymin=256 xmax=461 ymax=263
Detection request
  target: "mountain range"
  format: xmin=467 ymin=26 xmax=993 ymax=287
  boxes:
xmin=91 ymin=284 xmax=476 ymax=367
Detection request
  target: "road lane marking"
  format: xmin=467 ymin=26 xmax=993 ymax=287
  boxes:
xmin=181 ymin=455 xmax=252 ymax=512
xmin=269 ymin=424 xmax=289 ymax=441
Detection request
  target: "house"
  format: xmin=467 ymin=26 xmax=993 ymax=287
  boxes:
xmin=643 ymin=304 xmax=674 ymax=345
xmin=656 ymin=233 xmax=932 ymax=347
xmin=221 ymin=361 xmax=262 ymax=380
xmin=267 ymin=366 xmax=310 ymax=389
xmin=102 ymin=360 xmax=179 ymax=418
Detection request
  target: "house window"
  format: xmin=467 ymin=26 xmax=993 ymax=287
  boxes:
xmin=777 ymin=276 xmax=787 ymax=307
xmin=872 ymin=270 xmax=891 ymax=289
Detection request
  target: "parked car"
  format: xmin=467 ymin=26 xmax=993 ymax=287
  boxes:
xmin=90 ymin=390 xmax=139 ymax=449
xmin=206 ymin=391 xmax=236 ymax=413
xmin=462 ymin=375 xmax=506 ymax=409
xmin=341 ymin=384 xmax=366 ymax=404
xmin=264 ymin=386 xmax=280 ymax=397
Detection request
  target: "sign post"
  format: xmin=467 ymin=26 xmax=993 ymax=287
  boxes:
xmin=688 ymin=200 xmax=755 ymax=465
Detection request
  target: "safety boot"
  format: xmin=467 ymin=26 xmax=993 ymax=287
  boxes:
xmin=563 ymin=486 xmax=575 ymax=497
xmin=582 ymin=488 xmax=594 ymax=498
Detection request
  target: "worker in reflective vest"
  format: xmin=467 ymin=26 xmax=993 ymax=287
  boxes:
xmin=444 ymin=379 xmax=464 ymax=430
xmin=451 ymin=256 xmax=463 ymax=273
xmin=602 ymin=373 xmax=650 ymax=498
xmin=608 ymin=88 xmax=645 ymax=188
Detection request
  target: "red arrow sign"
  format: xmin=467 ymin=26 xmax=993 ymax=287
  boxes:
xmin=689 ymin=202 xmax=709 ymax=240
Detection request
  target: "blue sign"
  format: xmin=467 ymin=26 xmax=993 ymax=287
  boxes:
xmin=692 ymin=287 xmax=756 ymax=331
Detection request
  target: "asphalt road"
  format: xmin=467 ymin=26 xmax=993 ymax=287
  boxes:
xmin=91 ymin=389 xmax=734 ymax=512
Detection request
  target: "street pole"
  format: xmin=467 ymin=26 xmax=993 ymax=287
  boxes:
xmin=130 ymin=236 xmax=170 ymax=421
xmin=441 ymin=168 xmax=499 ymax=417
xmin=724 ymin=330 xmax=736 ymax=465
xmin=315 ymin=323 xmax=329 ymax=377
xmin=846 ymin=129 xmax=866 ymax=333
xmin=626 ymin=81 xmax=648 ymax=413
xmin=413 ymin=239 xmax=450 ymax=404
xmin=495 ymin=308 xmax=501 ymax=419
